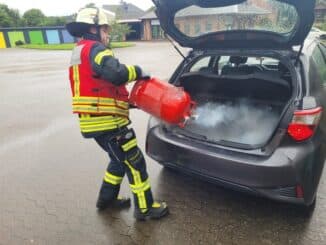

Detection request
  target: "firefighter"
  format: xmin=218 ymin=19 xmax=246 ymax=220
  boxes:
xmin=66 ymin=7 xmax=169 ymax=220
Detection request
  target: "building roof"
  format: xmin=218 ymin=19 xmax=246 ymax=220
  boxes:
xmin=140 ymin=10 xmax=157 ymax=20
xmin=102 ymin=9 xmax=116 ymax=22
xmin=238 ymin=4 xmax=271 ymax=15
xmin=140 ymin=4 xmax=271 ymax=20
xmin=175 ymin=4 xmax=270 ymax=18
xmin=102 ymin=2 xmax=145 ymax=21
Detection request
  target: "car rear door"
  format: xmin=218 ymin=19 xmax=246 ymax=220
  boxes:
xmin=152 ymin=0 xmax=317 ymax=49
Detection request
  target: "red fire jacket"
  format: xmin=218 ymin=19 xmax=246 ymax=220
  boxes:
xmin=69 ymin=39 xmax=130 ymax=118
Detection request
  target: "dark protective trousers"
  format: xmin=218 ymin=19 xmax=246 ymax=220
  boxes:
xmin=94 ymin=126 xmax=154 ymax=210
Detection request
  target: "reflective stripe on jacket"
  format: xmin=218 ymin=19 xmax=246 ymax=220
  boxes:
xmin=78 ymin=114 xmax=130 ymax=133
xmin=69 ymin=39 xmax=130 ymax=118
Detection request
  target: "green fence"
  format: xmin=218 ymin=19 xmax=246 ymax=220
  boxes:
xmin=28 ymin=30 xmax=45 ymax=44
xmin=8 ymin=31 xmax=25 ymax=47
xmin=0 ymin=27 xmax=75 ymax=48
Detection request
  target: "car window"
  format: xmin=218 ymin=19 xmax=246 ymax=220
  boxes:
xmin=218 ymin=56 xmax=229 ymax=69
xmin=189 ymin=56 xmax=211 ymax=72
xmin=247 ymin=57 xmax=279 ymax=66
xmin=189 ymin=55 xmax=282 ymax=75
xmin=174 ymin=0 xmax=298 ymax=37
xmin=312 ymin=46 xmax=326 ymax=86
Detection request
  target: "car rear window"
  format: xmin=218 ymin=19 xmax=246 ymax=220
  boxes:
xmin=189 ymin=55 xmax=281 ymax=74
xmin=174 ymin=0 xmax=298 ymax=37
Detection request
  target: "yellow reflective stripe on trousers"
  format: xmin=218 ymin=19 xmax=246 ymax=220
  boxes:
xmin=121 ymin=138 xmax=137 ymax=152
xmin=129 ymin=150 xmax=141 ymax=162
xmin=104 ymin=171 xmax=123 ymax=185
xmin=73 ymin=65 xmax=80 ymax=97
xmin=73 ymin=97 xmax=129 ymax=109
xmin=130 ymin=179 xmax=150 ymax=194
xmin=126 ymin=65 xmax=137 ymax=82
xmin=124 ymin=160 xmax=148 ymax=209
xmin=95 ymin=50 xmax=113 ymax=65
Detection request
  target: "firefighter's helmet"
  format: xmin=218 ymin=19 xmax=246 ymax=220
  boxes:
xmin=66 ymin=7 xmax=109 ymax=37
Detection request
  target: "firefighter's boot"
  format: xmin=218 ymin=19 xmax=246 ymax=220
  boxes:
xmin=96 ymin=196 xmax=131 ymax=211
xmin=134 ymin=201 xmax=169 ymax=220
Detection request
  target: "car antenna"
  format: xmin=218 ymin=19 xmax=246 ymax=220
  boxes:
xmin=164 ymin=32 xmax=186 ymax=59
xmin=295 ymin=43 xmax=304 ymax=66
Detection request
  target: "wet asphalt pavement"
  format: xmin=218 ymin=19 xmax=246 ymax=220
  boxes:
xmin=0 ymin=42 xmax=326 ymax=245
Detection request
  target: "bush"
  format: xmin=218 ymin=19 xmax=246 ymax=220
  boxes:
xmin=15 ymin=40 xmax=24 ymax=46
xmin=109 ymin=21 xmax=134 ymax=42
xmin=258 ymin=17 xmax=273 ymax=29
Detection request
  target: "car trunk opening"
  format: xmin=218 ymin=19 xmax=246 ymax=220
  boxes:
xmin=171 ymin=70 xmax=293 ymax=147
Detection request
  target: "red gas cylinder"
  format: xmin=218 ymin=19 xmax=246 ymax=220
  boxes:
xmin=129 ymin=78 xmax=196 ymax=127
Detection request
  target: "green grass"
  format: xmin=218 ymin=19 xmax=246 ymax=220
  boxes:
xmin=19 ymin=42 xmax=135 ymax=50
xmin=109 ymin=42 xmax=135 ymax=48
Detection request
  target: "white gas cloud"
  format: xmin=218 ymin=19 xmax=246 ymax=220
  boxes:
xmin=186 ymin=99 xmax=280 ymax=145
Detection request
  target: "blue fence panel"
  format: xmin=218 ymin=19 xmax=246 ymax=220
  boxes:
xmin=61 ymin=30 xmax=74 ymax=43
xmin=46 ymin=30 xmax=60 ymax=44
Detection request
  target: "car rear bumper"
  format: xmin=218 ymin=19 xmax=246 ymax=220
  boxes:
xmin=161 ymin=160 xmax=305 ymax=205
xmin=146 ymin=126 xmax=324 ymax=205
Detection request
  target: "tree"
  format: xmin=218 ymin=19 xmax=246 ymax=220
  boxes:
xmin=0 ymin=8 xmax=12 ymax=27
xmin=22 ymin=9 xmax=45 ymax=27
xmin=44 ymin=16 xmax=67 ymax=26
xmin=109 ymin=20 xmax=133 ymax=42
xmin=8 ymin=8 xmax=21 ymax=27
xmin=0 ymin=4 xmax=21 ymax=27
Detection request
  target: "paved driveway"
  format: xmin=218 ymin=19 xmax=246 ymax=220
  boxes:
xmin=0 ymin=42 xmax=326 ymax=245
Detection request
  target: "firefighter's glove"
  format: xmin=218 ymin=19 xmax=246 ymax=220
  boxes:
xmin=129 ymin=103 xmax=138 ymax=109
xmin=139 ymin=68 xmax=151 ymax=80
xmin=135 ymin=66 xmax=150 ymax=81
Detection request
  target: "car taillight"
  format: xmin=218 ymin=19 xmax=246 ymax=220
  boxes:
xmin=288 ymin=107 xmax=322 ymax=141
xmin=296 ymin=185 xmax=304 ymax=198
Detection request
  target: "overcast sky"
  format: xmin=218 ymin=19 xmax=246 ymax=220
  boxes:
xmin=0 ymin=0 xmax=154 ymax=16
